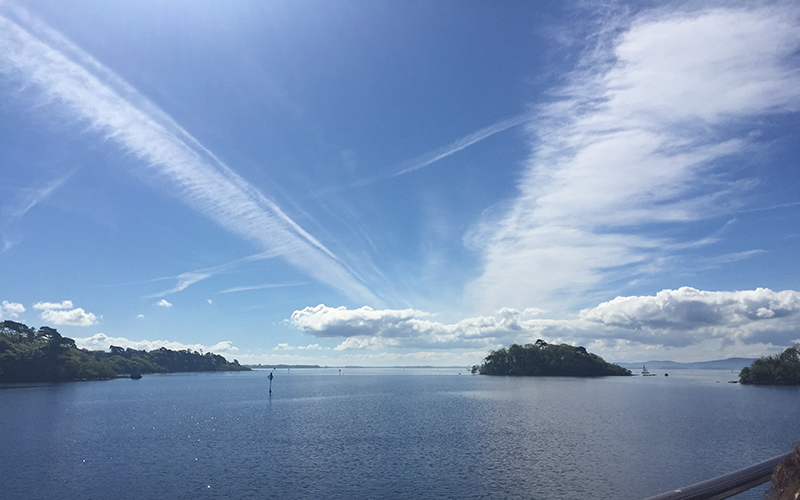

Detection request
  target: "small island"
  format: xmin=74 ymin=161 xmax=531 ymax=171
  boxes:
xmin=739 ymin=344 xmax=800 ymax=385
xmin=0 ymin=320 xmax=249 ymax=383
xmin=474 ymin=340 xmax=631 ymax=377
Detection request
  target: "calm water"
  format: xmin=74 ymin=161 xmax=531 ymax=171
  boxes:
xmin=1 ymin=368 xmax=798 ymax=500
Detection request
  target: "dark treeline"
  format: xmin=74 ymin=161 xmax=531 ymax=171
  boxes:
xmin=0 ymin=321 xmax=249 ymax=383
xmin=739 ymin=344 xmax=800 ymax=385
xmin=476 ymin=340 xmax=631 ymax=377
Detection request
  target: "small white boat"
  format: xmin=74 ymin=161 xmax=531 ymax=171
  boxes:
xmin=642 ymin=364 xmax=656 ymax=376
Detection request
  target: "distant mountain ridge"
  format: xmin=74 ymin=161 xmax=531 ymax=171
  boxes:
xmin=617 ymin=358 xmax=756 ymax=371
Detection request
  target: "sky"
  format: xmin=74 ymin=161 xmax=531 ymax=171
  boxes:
xmin=1 ymin=0 xmax=799 ymax=366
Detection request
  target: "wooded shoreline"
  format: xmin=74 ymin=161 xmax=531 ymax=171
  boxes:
xmin=0 ymin=320 xmax=249 ymax=383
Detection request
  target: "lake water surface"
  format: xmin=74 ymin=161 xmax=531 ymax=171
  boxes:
xmin=1 ymin=368 xmax=798 ymax=499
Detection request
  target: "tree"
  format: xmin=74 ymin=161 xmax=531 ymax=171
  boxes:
xmin=477 ymin=342 xmax=631 ymax=377
xmin=740 ymin=344 xmax=800 ymax=385
xmin=0 ymin=322 xmax=250 ymax=383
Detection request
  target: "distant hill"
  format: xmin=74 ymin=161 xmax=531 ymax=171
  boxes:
xmin=617 ymin=358 xmax=756 ymax=371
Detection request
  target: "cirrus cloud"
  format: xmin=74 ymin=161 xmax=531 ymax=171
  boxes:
xmin=466 ymin=5 xmax=800 ymax=314
xmin=0 ymin=5 xmax=379 ymax=305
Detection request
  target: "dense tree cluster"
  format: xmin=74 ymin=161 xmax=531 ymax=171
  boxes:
xmin=0 ymin=321 xmax=116 ymax=382
xmin=93 ymin=345 xmax=249 ymax=375
xmin=0 ymin=321 xmax=249 ymax=383
xmin=739 ymin=344 xmax=800 ymax=385
xmin=475 ymin=340 xmax=631 ymax=377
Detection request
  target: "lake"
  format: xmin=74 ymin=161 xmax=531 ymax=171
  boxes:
xmin=1 ymin=368 xmax=798 ymax=499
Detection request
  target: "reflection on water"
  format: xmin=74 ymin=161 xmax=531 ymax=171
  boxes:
xmin=1 ymin=369 xmax=797 ymax=499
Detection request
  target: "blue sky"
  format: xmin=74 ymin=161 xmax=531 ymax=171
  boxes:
xmin=1 ymin=0 xmax=799 ymax=365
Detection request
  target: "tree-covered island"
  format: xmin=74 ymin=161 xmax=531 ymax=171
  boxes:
xmin=474 ymin=340 xmax=631 ymax=377
xmin=739 ymin=344 xmax=800 ymax=385
xmin=0 ymin=321 xmax=249 ymax=383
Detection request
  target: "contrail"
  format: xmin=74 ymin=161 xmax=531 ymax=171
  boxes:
xmin=0 ymin=5 xmax=380 ymax=305
xmin=392 ymin=113 xmax=529 ymax=178
xmin=340 ymin=113 xmax=528 ymax=191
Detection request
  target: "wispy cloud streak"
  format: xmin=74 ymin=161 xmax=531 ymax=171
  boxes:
xmin=391 ymin=114 xmax=528 ymax=178
xmin=219 ymin=282 xmax=306 ymax=294
xmin=467 ymin=5 xmax=800 ymax=314
xmin=0 ymin=5 xmax=379 ymax=304
xmin=344 ymin=114 xmax=527 ymax=190
xmin=11 ymin=171 xmax=75 ymax=219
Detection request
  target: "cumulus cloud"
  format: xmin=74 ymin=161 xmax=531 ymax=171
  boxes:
xmin=297 ymin=343 xmax=322 ymax=350
xmin=292 ymin=288 xmax=800 ymax=354
xmin=155 ymin=299 xmax=172 ymax=308
xmin=580 ymin=287 xmax=800 ymax=347
xmin=467 ymin=5 xmax=800 ymax=314
xmin=0 ymin=300 xmax=25 ymax=319
xmin=33 ymin=300 xmax=97 ymax=326
xmin=33 ymin=300 xmax=73 ymax=310
xmin=73 ymin=333 xmax=238 ymax=353
xmin=291 ymin=304 xmax=551 ymax=350
xmin=272 ymin=342 xmax=325 ymax=351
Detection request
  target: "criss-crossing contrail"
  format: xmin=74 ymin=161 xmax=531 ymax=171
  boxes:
xmin=0 ymin=6 xmax=380 ymax=305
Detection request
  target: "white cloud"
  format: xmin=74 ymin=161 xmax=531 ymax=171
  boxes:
xmin=155 ymin=299 xmax=172 ymax=308
xmin=292 ymin=288 xmax=800 ymax=354
xmin=73 ymin=333 xmax=239 ymax=353
xmin=466 ymin=5 xmax=800 ymax=314
xmin=136 ymin=314 xmax=145 ymax=318
xmin=292 ymin=304 xmax=551 ymax=350
xmin=208 ymin=341 xmax=238 ymax=352
xmin=580 ymin=287 xmax=800 ymax=347
xmin=0 ymin=5 xmax=379 ymax=305
xmin=33 ymin=300 xmax=73 ymax=310
xmin=33 ymin=300 xmax=97 ymax=326
xmin=333 ymin=337 xmax=388 ymax=351
xmin=297 ymin=343 xmax=322 ymax=350
xmin=0 ymin=300 xmax=25 ymax=319
xmin=272 ymin=342 xmax=324 ymax=351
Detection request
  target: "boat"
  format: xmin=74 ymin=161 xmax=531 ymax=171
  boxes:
xmin=642 ymin=364 xmax=656 ymax=376
xmin=130 ymin=369 xmax=142 ymax=380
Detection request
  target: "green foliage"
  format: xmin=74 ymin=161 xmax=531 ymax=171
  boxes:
xmin=739 ymin=344 xmax=800 ymax=385
xmin=0 ymin=321 xmax=249 ymax=383
xmin=478 ymin=340 xmax=631 ymax=377
xmin=90 ymin=346 xmax=250 ymax=375
xmin=0 ymin=321 xmax=116 ymax=382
